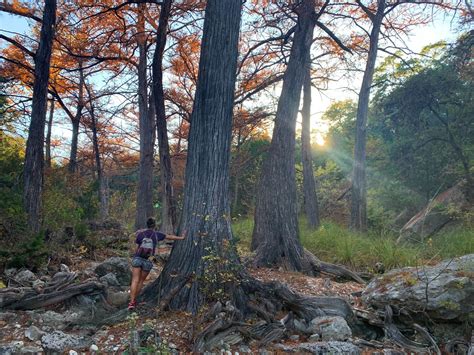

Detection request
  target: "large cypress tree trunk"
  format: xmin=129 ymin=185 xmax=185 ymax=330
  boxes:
xmin=23 ymin=0 xmax=57 ymax=232
xmin=152 ymin=0 xmax=177 ymax=233
xmin=251 ymin=0 xmax=315 ymax=270
xmin=142 ymin=0 xmax=242 ymax=313
xmin=68 ymin=62 xmax=84 ymax=173
xmin=45 ymin=98 xmax=54 ymax=168
xmin=301 ymin=65 xmax=320 ymax=229
xmin=135 ymin=3 xmax=155 ymax=229
xmin=351 ymin=0 xmax=385 ymax=232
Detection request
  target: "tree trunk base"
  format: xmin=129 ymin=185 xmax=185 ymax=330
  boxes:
xmin=252 ymin=248 xmax=365 ymax=284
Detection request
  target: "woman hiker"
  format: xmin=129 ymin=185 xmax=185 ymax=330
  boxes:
xmin=129 ymin=217 xmax=184 ymax=310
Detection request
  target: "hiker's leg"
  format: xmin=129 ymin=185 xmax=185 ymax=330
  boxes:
xmin=129 ymin=266 xmax=142 ymax=303
xmin=137 ymin=269 xmax=150 ymax=295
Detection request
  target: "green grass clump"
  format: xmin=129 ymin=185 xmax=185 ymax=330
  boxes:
xmin=231 ymin=218 xmax=254 ymax=255
xmin=299 ymin=220 xmax=422 ymax=271
xmin=427 ymin=227 xmax=474 ymax=260
xmin=231 ymin=217 xmax=473 ymax=272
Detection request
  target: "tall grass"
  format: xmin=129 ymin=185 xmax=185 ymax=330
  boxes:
xmin=231 ymin=217 xmax=473 ymax=272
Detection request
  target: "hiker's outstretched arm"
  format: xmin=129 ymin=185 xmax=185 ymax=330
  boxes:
xmin=165 ymin=234 xmax=184 ymax=240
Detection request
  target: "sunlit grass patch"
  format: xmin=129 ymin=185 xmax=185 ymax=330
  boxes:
xmin=232 ymin=216 xmax=473 ymax=272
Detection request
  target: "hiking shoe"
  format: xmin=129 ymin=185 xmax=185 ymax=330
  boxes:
xmin=128 ymin=301 xmax=137 ymax=310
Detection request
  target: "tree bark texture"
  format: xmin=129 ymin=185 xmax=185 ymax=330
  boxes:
xmin=23 ymin=0 xmax=57 ymax=232
xmin=142 ymin=0 xmax=242 ymax=313
xmin=301 ymin=64 xmax=320 ymax=229
xmin=91 ymin=104 xmax=109 ymax=220
xmin=251 ymin=0 xmax=315 ymax=270
xmin=351 ymin=0 xmax=385 ymax=232
xmin=152 ymin=0 xmax=177 ymax=233
xmin=45 ymin=98 xmax=54 ymax=168
xmin=135 ymin=3 xmax=156 ymax=229
xmin=68 ymin=61 xmax=84 ymax=173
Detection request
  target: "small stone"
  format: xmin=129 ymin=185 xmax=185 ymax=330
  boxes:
xmin=94 ymin=257 xmax=130 ymax=286
xmin=40 ymin=275 xmax=51 ymax=282
xmin=0 ymin=341 xmax=24 ymax=354
xmin=308 ymin=316 xmax=352 ymax=341
xmin=168 ymin=342 xmax=177 ymax=349
xmin=25 ymin=325 xmax=45 ymax=341
xmin=4 ymin=268 xmax=17 ymax=278
xmin=108 ymin=335 xmax=115 ymax=341
xmin=20 ymin=346 xmax=44 ymax=354
xmin=69 ymin=351 xmax=78 ymax=355
xmin=90 ymin=344 xmax=99 ymax=352
xmin=60 ymin=264 xmax=70 ymax=273
xmin=41 ymin=331 xmax=92 ymax=352
xmin=0 ymin=312 xmax=16 ymax=321
xmin=15 ymin=324 xmax=21 ymax=328
xmin=14 ymin=270 xmax=37 ymax=285
xmin=308 ymin=333 xmax=320 ymax=341
xmin=293 ymin=318 xmax=309 ymax=334
xmin=32 ymin=279 xmax=45 ymax=289
xmin=239 ymin=345 xmax=251 ymax=353
xmin=289 ymin=335 xmax=300 ymax=341
xmin=100 ymin=273 xmax=120 ymax=287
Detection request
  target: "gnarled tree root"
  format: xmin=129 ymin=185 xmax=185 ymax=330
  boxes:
xmin=192 ymin=278 xmax=442 ymax=353
xmin=0 ymin=272 xmax=105 ymax=310
xmin=302 ymin=249 xmax=366 ymax=284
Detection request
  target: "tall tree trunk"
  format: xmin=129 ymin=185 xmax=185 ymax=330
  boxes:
xmin=351 ymin=0 xmax=385 ymax=232
xmin=142 ymin=0 xmax=242 ymax=312
xmin=45 ymin=98 xmax=54 ymax=168
xmin=135 ymin=3 xmax=155 ymax=229
xmin=152 ymin=0 xmax=177 ymax=233
xmin=88 ymin=98 xmax=108 ymax=220
xmin=23 ymin=0 xmax=56 ymax=232
xmin=301 ymin=65 xmax=320 ymax=229
xmin=68 ymin=61 xmax=84 ymax=173
xmin=251 ymin=0 xmax=315 ymax=270
xmin=232 ymin=130 xmax=242 ymax=214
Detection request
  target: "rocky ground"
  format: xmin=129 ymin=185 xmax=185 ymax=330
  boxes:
xmin=0 ymin=248 xmax=472 ymax=354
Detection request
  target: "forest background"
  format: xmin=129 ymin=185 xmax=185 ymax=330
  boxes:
xmin=0 ymin=0 xmax=472 ymax=273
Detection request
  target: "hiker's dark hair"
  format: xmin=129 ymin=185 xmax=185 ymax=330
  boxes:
xmin=146 ymin=217 xmax=156 ymax=228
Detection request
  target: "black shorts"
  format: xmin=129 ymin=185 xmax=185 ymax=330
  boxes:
xmin=131 ymin=256 xmax=153 ymax=272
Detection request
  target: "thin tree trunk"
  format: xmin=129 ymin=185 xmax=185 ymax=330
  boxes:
xmin=301 ymin=65 xmax=320 ymax=229
xmin=88 ymin=97 xmax=108 ymax=220
xmin=429 ymin=106 xmax=473 ymax=200
xmin=68 ymin=61 xmax=84 ymax=173
xmin=142 ymin=0 xmax=242 ymax=312
xmin=23 ymin=0 xmax=56 ymax=232
xmin=152 ymin=0 xmax=177 ymax=233
xmin=351 ymin=0 xmax=385 ymax=232
xmin=251 ymin=0 xmax=316 ymax=270
xmin=135 ymin=3 xmax=155 ymax=229
xmin=45 ymin=98 xmax=54 ymax=168
xmin=232 ymin=130 xmax=242 ymax=214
